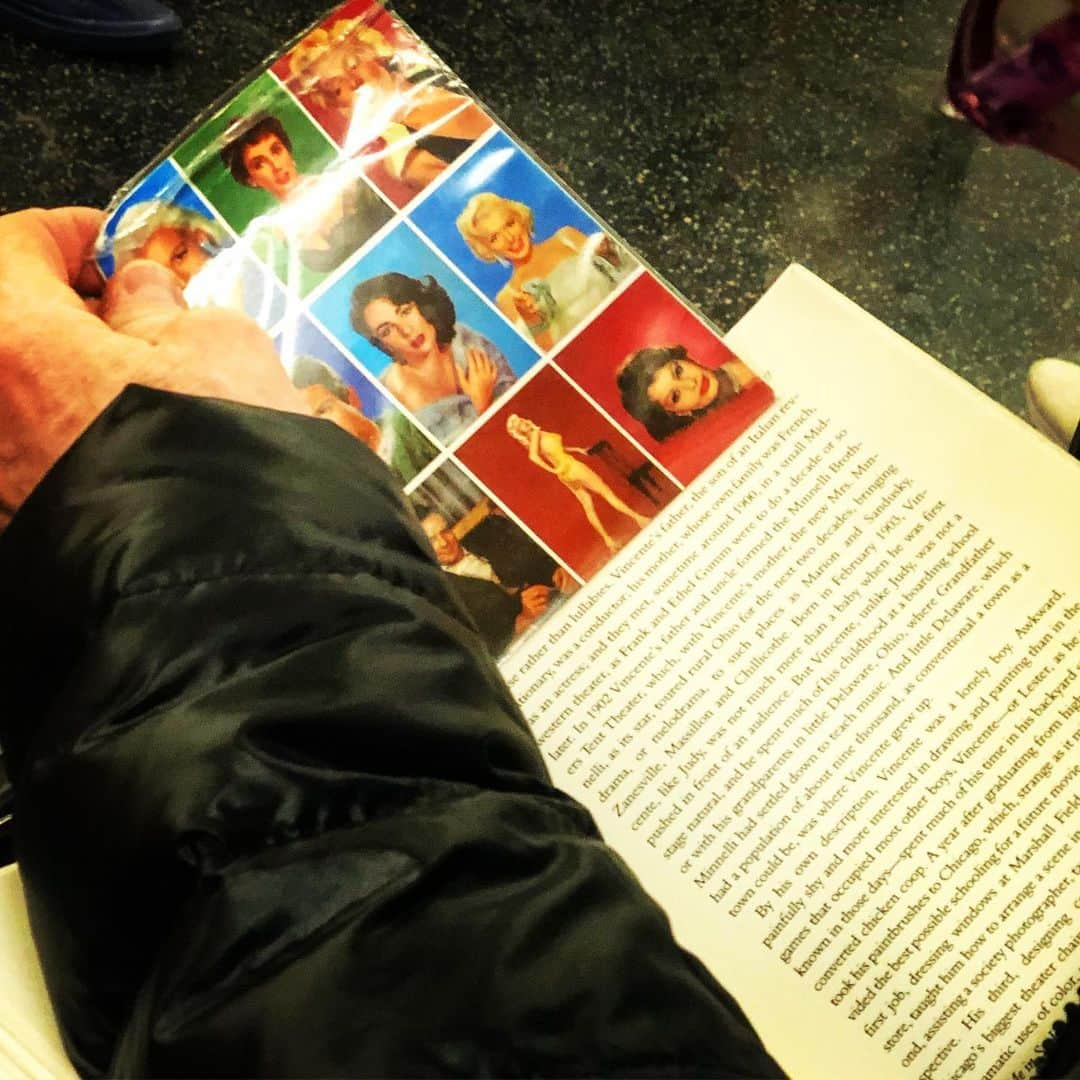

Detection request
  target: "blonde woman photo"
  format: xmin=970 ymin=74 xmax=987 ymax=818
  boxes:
xmin=457 ymin=192 xmax=631 ymax=350
xmin=505 ymin=413 xmax=649 ymax=552
xmin=110 ymin=200 xmax=227 ymax=286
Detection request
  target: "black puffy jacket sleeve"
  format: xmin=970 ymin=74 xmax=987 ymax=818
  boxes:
xmin=0 ymin=388 xmax=782 ymax=1078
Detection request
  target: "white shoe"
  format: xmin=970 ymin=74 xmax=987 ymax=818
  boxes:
xmin=1026 ymin=358 xmax=1080 ymax=452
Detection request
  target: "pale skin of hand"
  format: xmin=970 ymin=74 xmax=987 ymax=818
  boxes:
xmin=455 ymin=346 xmax=498 ymax=414
xmin=504 ymin=290 xmax=553 ymax=351
xmin=518 ymin=584 xmax=551 ymax=618
xmin=510 ymin=290 xmax=542 ymax=327
xmin=513 ymin=583 xmax=551 ymax=636
xmin=0 ymin=207 xmax=309 ymax=530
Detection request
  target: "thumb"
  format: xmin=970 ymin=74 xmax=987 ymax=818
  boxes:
xmin=103 ymin=259 xmax=187 ymax=343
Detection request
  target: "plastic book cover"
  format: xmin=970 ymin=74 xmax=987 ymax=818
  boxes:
xmin=95 ymin=0 xmax=774 ymax=655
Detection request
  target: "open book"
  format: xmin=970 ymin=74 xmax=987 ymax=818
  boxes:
xmin=92 ymin=0 xmax=1079 ymax=1073
xmin=501 ymin=266 xmax=1080 ymax=1080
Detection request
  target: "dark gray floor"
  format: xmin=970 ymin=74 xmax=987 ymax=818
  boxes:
xmin=1 ymin=0 xmax=1075 ymax=415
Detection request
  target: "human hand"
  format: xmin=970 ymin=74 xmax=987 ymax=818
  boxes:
xmin=0 ymin=207 xmax=308 ymax=529
xmin=510 ymin=289 xmax=543 ymax=328
xmin=722 ymin=360 xmax=757 ymax=389
xmin=551 ymin=567 xmax=578 ymax=596
xmin=457 ymin=347 xmax=498 ymax=414
xmin=518 ymin=584 xmax=552 ymax=618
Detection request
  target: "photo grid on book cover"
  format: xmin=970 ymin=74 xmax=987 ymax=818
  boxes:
xmin=97 ymin=0 xmax=774 ymax=650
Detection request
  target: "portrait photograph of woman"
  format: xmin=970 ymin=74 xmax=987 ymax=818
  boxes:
xmin=553 ymin=274 xmax=774 ymax=484
xmin=97 ymin=159 xmax=289 ymax=329
xmin=504 ymin=413 xmax=650 ymax=554
xmin=456 ymin=365 xmax=677 ymax=580
xmin=276 ymin=314 xmax=438 ymax=484
xmin=174 ymin=74 xmax=399 ymax=298
xmin=174 ymin=74 xmax=339 ymax=238
xmin=410 ymin=131 xmax=636 ymax=350
xmin=273 ymin=0 xmax=491 ymax=207
xmin=311 ymin=222 xmax=540 ymax=445
xmin=97 ymin=159 xmax=225 ymax=276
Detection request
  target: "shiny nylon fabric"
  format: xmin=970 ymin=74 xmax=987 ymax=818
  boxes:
xmin=0 ymin=388 xmax=781 ymax=1078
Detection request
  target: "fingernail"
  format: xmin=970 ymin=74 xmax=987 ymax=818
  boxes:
xmin=118 ymin=260 xmax=184 ymax=304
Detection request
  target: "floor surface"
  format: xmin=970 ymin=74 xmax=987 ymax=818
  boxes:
xmin=0 ymin=0 xmax=1075 ymax=416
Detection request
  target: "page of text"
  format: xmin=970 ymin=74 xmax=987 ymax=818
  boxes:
xmin=501 ymin=269 xmax=1080 ymax=1080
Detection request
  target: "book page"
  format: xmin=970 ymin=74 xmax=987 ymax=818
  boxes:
xmin=500 ymin=267 xmax=1080 ymax=1080
xmin=96 ymin=5 xmax=1076 ymax=1066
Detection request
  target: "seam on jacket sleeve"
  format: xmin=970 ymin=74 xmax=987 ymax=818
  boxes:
xmin=114 ymin=565 xmax=459 ymax=621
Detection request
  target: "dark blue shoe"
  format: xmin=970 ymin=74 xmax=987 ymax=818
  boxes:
xmin=0 ymin=0 xmax=181 ymax=54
